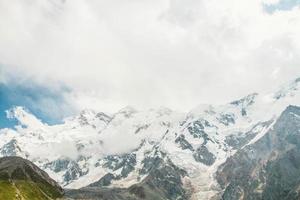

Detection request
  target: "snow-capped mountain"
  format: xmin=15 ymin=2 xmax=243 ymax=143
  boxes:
xmin=0 ymin=77 xmax=299 ymax=200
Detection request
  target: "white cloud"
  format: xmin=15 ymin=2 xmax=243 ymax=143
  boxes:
xmin=0 ymin=0 xmax=299 ymax=113
xmin=261 ymin=0 xmax=280 ymax=5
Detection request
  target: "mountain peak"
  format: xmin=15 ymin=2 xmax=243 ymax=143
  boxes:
xmin=148 ymin=106 xmax=173 ymax=117
xmin=0 ymin=139 xmax=22 ymax=157
xmin=116 ymin=106 xmax=137 ymax=118
xmin=230 ymin=93 xmax=258 ymax=107
xmin=65 ymin=109 xmax=112 ymax=129
xmin=273 ymin=76 xmax=300 ymax=100
xmin=280 ymin=104 xmax=300 ymax=118
xmin=95 ymin=112 xmax=112 ymax=123
xmin=6 ymin=106 xmax=44 ymax=129
xmin=79 ymin=109 xmax=96 ymax=116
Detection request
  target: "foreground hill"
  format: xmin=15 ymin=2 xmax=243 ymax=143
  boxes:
xmin=0 ymin=156 xmax=64 ymax=200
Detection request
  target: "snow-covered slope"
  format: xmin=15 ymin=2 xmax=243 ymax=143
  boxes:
xmin=0 ymin=77 xmax=299 ymax=199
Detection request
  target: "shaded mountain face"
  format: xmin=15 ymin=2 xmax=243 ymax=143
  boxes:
xmin=217 ymin=105 xmax=300 ymax=200
xmin=65 ymin=152 xmax=189 ymax=200
xmin=0 ymin=156 xmax=63 ymax=200
xmin=0 ymin=77 xmax=299 ymax=200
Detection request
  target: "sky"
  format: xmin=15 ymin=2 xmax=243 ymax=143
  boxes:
xmin=264 ymin=0 xmax=300 ymax=12
xmin=0 ymin=0 xmax=300 ymax=127
xmin=0 ymin=79 xmax=74 ymax=128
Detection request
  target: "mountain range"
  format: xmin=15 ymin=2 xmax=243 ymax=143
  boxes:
xmin=0 ymin=77 xmax=299 ymax=200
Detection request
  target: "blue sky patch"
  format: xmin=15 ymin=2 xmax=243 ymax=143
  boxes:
xmin=264 ymin=0 xmax=300 ymax=13
xmin=0 ymin=80 xmax=75 ymax=128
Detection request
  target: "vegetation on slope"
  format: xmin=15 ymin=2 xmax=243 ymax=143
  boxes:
xmin=0 ymin=156 xmax=64 ymax=200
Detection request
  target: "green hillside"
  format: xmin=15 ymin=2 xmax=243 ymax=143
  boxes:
xmin=0 ymin=157 xmax=64 ymax=200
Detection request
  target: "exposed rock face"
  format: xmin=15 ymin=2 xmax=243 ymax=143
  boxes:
xmin=224 ymin=120 xmax=274 ymax=149
xmin=0 ymin=139 xmax=23 ymax=157
xmin=230 ymin=93 xmax=258 ymax=116
xmin=102 ymin=153 xmax=137 ymax=178
xmin=217 ymin=113 xmax=235 ymax=126
xmin=193 ymin=145 xmax=216 ymax=166
xmin=175 ymin=134 xmax=194 ymax=151
xmin=45 ymin=157 xmax=89 ymax=184
xmin=0 ymin=156 xmax=64 ymax=200
xmin=88 ymin=173 xmax=115 ymax=187
xmin=187 ymin=120 xmax=210 ymax=139
xmin=217 ymin=105 xmax=300 ymax=200
xmin=138 ymin=158 xmax=188 ymax=200
xmin=66 ymin=152 xmax=188 ymax=200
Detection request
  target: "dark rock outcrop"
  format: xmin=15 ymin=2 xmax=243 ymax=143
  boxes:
xmin=217 ymin=105 xmax=300 ymax=200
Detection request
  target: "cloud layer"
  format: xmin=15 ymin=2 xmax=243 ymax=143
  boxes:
xmin=0 ymin=0 xmax=300 ymax=113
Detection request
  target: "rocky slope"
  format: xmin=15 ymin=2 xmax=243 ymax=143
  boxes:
xmin=0 ymin=156 xmax=64 ymax=200
xmin=0 ymin=77 xmax=299 ymax=200
xmin=217 ymin=105 xmax=300 ymax=200
xmin=65 ymin=154 xmax=188 ymax=200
